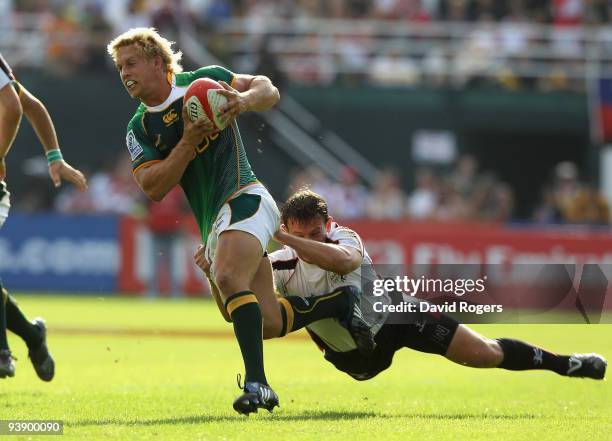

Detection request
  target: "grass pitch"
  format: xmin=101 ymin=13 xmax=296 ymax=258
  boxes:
xmin=1 ymin=295 xmax=610 ymax=440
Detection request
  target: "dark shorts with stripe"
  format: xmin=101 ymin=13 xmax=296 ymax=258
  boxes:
xmin=311 ymin=294 xmax=460 ymax=381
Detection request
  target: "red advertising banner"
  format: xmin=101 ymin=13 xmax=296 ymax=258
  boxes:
xmin=118 ymin=217 xmax=612 ymax=298
xmin=118 ymin=216 xmax=209 ymax=296
xmin=345 ymin=220 xmax=612 ymax=265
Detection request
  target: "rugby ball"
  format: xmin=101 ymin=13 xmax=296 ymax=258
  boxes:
xmin=184 ymin=78 xmax=229 ymax=130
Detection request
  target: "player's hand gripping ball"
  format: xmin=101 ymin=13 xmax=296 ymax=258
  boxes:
xmin=184 ymin=78 xmax=229 ymax=130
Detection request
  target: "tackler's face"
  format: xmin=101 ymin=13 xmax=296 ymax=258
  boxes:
xmin=115 ymin=45 xmax=160 ymax=100
xmin=285 ymin=216 xmax=332 ymax=243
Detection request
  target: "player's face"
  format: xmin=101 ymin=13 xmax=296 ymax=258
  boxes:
xmin=115 ymin=45 xmax=161 ymax=101
xmin=286 ymin=216 xmax=331 ymax=242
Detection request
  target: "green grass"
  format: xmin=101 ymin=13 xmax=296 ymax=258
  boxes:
xmin=1 ymin=295 xmax=611 ymax=440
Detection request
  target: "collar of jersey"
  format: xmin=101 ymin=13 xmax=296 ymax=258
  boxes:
xmin=144 ymin=72 xmax=185 ymax=113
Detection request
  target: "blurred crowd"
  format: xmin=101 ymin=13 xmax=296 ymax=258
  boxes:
xmin=10 ymin=151 xmax=609 ymax=227
xmin=533 ymin=160 xmax=610 ymax=225
xmin=5 ymin=0 xmax=612 ymax=91
xmin=4 ymin=0 xmax=609 ymax=227
xmin=288 ymin=155 xmax=514 ymax=222
xmin=287 ymin=155 xmax=609 ymax=225
xmin=11 ymin=0 xmax=612 ymax=27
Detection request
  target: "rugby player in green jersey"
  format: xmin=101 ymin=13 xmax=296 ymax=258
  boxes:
xmin=107 ymin=28 xmax=375 ymax=414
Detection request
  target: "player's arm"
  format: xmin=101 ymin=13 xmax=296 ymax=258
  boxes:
xmin=216 ymin=74 xmax=280 ymax=123
xmin=274 ymin=228 xmax=362 ymax=276
xmin=134 ymin=107 xmax=215 ymax=202
xmin=0 ymin=83 xmax=23 ymax=179
xmin=194 ymin=244 xmax=232 ymax=323
xmin=18 ymin=85 xmax=87 ymax=190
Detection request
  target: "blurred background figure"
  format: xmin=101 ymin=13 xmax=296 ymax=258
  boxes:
xmin=407 ymin=167 xmax=437 ymax=220
xmin=550 ymin=161 xmax=610 ymax=225
xmin=366 ymin=167 xmax=406 ymax=219
xmin=146 ymin=186 xmax=190 ymax=298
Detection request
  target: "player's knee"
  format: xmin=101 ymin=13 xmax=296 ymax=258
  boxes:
xmin=262 ymin=320 xmax=281 ymax=340
xmin=472 ymin=338 xmax=504 ymax=368
xmin=486 ymin=339 xmax=504 ymax=367
xmin=261 ymin=306 xmax=283 ymax=339
xmin=447 ymin=327 xmax=504 ymax=368
xmin=213 ymin=267 xmax=243 ymax=295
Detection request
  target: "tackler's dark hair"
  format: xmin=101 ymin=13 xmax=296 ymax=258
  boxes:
xmin=280 ymin=188 xmax=329 ymax=225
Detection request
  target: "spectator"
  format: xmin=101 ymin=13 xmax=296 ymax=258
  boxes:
xmin=470 ymin=173 xmax=514 ymax=222
xmin=450 ymin=154 xmax=478 ymax=199
xmin=146 ymin=186 xmax=190 ymax=298
xmin=433 ymin=177 xmax=470 ymax=220
xmin=369 ymin=48 xmax=421 ymax=87
xmin=551 ymin=160 xmax=581 ymax=220
xmin=43 ymin=5 xmax=87 ymax=76
xmin=564 ymin=185 xmax=610 ymax=225
xmin=366 ymin=167 xmax=406 ymax=219
xmin=407 ymin=167 xmax=438 ymax=219
xmin=334 ymin=165 xmax=369 ymax=219
xmin=83 ymin=3 xmax=114 ymax=72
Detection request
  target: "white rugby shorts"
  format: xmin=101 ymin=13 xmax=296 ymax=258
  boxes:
xmin=205 ymin=183 xmax=280 ymax=274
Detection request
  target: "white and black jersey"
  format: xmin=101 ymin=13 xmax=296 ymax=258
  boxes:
xmin=270 ymin=223 xmax=388 ymax=352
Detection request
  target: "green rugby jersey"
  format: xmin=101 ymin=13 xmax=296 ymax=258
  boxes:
xmin=125 ymin=65 xmax=258 ymax=243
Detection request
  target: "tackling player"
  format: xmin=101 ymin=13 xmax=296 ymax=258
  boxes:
xmin=199 ymin=189 xmax=606 ymax=385
xmin=107 ymin=28 xmax=374 ymax=415
xmin=0 ymin=53 xmax=88 ymax=380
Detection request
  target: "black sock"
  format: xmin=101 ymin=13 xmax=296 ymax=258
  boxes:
xmin=225 ymin=291 xmax=267 ymax=385
xmin=5 ymin=294 xmax=41 ymax=349
xmin=496 ymin=338 xmax=570 ymax=375
xmin=278 ymin=287 xmax=351 ymax=337
xmin=0 ymin=285 xmax=9 ymax=350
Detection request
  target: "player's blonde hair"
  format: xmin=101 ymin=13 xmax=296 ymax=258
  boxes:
xmin=107 ymin=27 xmax=183 ymax=73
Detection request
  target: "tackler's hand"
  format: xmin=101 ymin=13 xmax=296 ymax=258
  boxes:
xmin=194 ymin=243 xmax=211 ymax=278
xmin=273 ymin=224 xmax=290 ymax=244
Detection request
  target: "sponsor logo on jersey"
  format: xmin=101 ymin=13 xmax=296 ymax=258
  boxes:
xmin=162 ymin=108 xmax=179 ymax=126
xmin=126 ymin=130 xmax=143 ymax=160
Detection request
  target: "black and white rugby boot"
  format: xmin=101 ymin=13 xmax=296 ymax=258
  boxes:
xmin=0 ymin=349 xmax=15 ymax=378
xmin=233 ymin=375 xmax=279 ymax=415
xmin=566 ymin=353 xmax=607 ymax=380
xmin=28 ymin=318 xmax=55 ymax=382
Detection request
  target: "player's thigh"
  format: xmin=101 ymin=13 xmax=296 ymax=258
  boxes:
xmin=445 ymin=324 xmax=503 ymax=368
xmin=0 ymin=82 xmax=21 ymax=120
xmin=213 ymin=230 xmax=263 ymax=297
xmin=387 ymin=296 xmax=460 ymax=355
xmin=250 ymin=256 xmax=282 ymax=338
